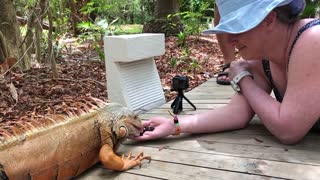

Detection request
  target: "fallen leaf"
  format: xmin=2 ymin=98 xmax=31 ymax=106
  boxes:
xmin=254 ymin=138 xmax=263 ymax=143
xmin=158 ymin=146 xmax=169 ymax=151
xmin=8 ymin=83 xmax=18 ymax=103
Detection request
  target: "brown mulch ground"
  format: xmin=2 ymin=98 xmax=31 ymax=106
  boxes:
xmin=0 ymin=35 xmax=224 ymax=123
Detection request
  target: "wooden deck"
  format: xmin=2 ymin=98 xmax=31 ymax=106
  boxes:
xmin=77 ymin=78 xmax=320 ymax=180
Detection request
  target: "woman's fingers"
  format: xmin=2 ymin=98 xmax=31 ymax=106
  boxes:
xmin=132 ymin=131 xmax=156 ymax=141
xmin=142 ymin=120 xmax=152 ymax=127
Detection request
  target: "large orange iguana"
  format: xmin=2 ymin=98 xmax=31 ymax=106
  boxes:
xmin=0 ymin=102 xmax=150 ymax=179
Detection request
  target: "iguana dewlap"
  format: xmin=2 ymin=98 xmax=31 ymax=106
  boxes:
xmin=0 ymin=103 xmax=150 ymax=179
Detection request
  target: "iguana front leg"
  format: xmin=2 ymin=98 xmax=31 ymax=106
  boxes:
xmin=99 ymin=144 xmax=151 ymax=171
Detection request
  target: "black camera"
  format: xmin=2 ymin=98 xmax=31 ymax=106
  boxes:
xmin=172 ymin=75 xmax=189 ymax=90
xmin=170 ymin=75 xmax=196 ymax=114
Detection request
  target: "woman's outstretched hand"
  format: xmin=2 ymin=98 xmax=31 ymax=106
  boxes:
xmin=131 ymin=117 xmax=175 ymax=141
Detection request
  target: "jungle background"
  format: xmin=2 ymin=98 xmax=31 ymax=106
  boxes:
xmin=0 ymin=0 xmax=319 ymax=122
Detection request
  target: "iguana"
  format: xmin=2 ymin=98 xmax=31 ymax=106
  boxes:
xmin=0 ymin=101 xmax=150 ymax=179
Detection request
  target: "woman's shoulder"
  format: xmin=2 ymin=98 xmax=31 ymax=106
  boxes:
xmin=290 ymin=19 xmax=320 ymax=53
xmin=293 ymin=19 xmax=320 ymax=37
xmin=289 ymin=19 xmax=320 ymax=77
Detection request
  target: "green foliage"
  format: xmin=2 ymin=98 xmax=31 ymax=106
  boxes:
xmin=181 ymin=47 xmax=190 ymax=57
xmin=190 ymin=58 xmax=202 ymax=74
xmin=180 ymin=0 xmax=214 ymax=14
xmin=169 ymin=56 xmax=185 ymax=69
xmin=182 ymin=2 xmax=212 ymax=35
xmin=169 ymin=1 xmax=213 ymax=36
xmin=77 ymin=19 xmax=120 ymax=60
xmin=301 ymin=0 xmax=320 ymax=18
xmin=177 ymin=32 xmax=187 ymax=47
xmin=163 ymin=14 xmax=182 ymax=36
xmin=115 ymin=24 xmax=143 ymax=35
xmin=80 ymin=0 xmax=154 ymax=24
xmin=77 ymin=18 xmax=120 ymax=35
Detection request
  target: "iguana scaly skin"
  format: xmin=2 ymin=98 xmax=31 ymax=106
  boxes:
xmin=0 ymin=102 xmax=150 ymax=179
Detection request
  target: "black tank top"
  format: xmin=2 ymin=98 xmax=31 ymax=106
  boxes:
xmin=262 ymin=19 xmax=320 ymax=130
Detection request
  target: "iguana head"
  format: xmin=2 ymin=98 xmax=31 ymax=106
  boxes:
xmin=112 ymin=113 xmax=142 ymax=150
xmin=112 ymin=113 xmax=142 ymax=139
xmin=101 ymin=103 xmax=142 ymax=150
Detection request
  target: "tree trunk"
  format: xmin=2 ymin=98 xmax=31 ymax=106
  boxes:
xmin=143 ymin=0 xmax=183 ymax=36
xmin=54 ymin=1 xmax=61 ymax=33
xmin=25 ymin=11 xmax=36 ymax=57
xmin=69 ymin=0 xmax=80 ymax=35
xmin=140 ymin=2 xmax=145 ymax=23
xmin=0 ymin=31 xmax=8 ymax=65
xmin=35 ymin=0 xmax=47 ymax=63
xmin=155 ymin=0 xmax=180 ymax=19
xmin=0 ymin=0 xmax=30 ymax=71
xmin=47 ymin=1 xmax=58 ymax=78
xmin=69 ymin=0 xmax=90 ymax=36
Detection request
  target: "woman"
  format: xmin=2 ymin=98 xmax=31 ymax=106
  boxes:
xmin=133 ymin=0 xmax=320 ymax=144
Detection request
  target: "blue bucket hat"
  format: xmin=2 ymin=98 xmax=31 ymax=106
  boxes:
xmin=203 ymin=0 xmax=305 ymax=34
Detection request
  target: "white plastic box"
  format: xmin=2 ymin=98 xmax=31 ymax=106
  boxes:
xmin=104 ymin=33 xmax=166 ymax=113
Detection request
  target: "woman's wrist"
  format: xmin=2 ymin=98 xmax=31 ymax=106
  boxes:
xmin=168 ymin=111 xmax=181 ymax=135
xmin=167 ymin=111 xmax=198 ymax=135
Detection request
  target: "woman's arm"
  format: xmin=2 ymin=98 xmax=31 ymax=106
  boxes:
xmin=180 ymin=94 xmax=254 ymax=134
xmin=133 ymin=61 xmax=270 ymax=141
xmin=133 ymin=93 xmax=255 ymax=141
xmin=238 ymin=29 xmax=320 ymax=144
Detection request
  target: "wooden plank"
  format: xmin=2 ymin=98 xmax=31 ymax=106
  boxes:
xmin=165 ymin=99 xmax=231 ymax=104
xmin=117 ymin=146 xmax=320 ymax=180
xmin=172 ymin=95 xmax=232 ymax=100
xmin=207 ymin=78 xmax=218 ymax=82
xmin=125 ymin=134 xmax=320 ymax=165
xmin=191 ymin=84 xmax=232 ymax=88
xmin=194 ymin=83 xmax=232 ymax=88
xmin=184 ymin=91 xmax=233 ymax=95
xmin=133 ymin=116 xmax=320 ymax=147
xmin=195 ymin=133 xmax=320 ymax=150
xmin=139 ymin=113 xmax=262 ymax=124
xmin=187 ymin=88 xmax=233 ymax=94
xmin=77 ymin=166 xmax=158 ymax=180
xmin=131 ymin=127 xmax=320 ymax=150
xmin=87 ymin=160 xmax=280 ymax=180
xmin=159 ymin=103 xmax=226 ymax=109
xmin=228 ymin=124 xmax=320 ymax=138
xmin=168 ymin=99 xmax=231 ymax=103
xmin=143 ymin=109 xmax=214 ymax=115
xmin=187 ymin=86 xmax=231 ymax=90
xmin=194 ymin=85 xmax=230 ymax=89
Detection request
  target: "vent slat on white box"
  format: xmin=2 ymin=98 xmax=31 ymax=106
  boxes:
xmin=104 ymin=34 xmax=166 ymax=114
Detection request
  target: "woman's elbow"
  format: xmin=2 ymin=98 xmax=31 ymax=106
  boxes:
xmin=275 ymin=119 xmax=310 ymax=144
xmin=276 ymin=133 xmax=304 ymax=145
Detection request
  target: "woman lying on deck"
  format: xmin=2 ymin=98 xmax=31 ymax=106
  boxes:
xmin=132 ymin=0 xmax=320 ymax=145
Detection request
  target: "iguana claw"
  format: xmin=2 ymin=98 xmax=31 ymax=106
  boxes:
xmin=121 ymin=152 xmax=151 ymax=170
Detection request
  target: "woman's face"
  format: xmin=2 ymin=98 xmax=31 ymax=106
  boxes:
xmin=228 ymin=24 xmax=267 ymax=60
